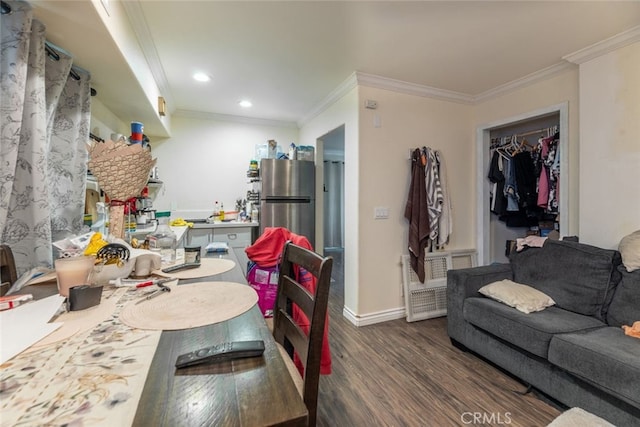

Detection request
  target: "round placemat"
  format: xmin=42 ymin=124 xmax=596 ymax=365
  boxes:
xmin=153 ymin=258 xmax=236 ymax=279
xmin=119 ymin=282 xmax=258 ymax=330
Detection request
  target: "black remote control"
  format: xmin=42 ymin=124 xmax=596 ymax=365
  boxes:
xmin=161 ymin=262 xmax=201 ymax=273
xmin=175 ymin=340 xmax=265 ymax=368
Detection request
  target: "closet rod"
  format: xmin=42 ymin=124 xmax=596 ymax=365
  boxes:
xmin=492 ymin=126 xmax=558 ymax=143
xmin=517 ymin=126 xmax=557 ymax=138
xmin=518 ymin=128 xmax=547 ymax=137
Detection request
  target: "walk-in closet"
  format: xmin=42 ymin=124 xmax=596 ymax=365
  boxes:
xmin=476 ymin=103 xmax=569 ymax=265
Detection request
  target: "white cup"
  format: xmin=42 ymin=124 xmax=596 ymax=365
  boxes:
xmin=54 ymin=255 xmax=96 ymax=297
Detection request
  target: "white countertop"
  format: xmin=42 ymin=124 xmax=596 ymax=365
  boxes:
xmin=189 ymin=221 xmax=259 ymax=229
xmin=128 ymin=221 xmax=258 ymax=241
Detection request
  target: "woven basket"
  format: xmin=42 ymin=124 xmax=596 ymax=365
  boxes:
xmin=88 ymin=140 xmax=156 ymax=238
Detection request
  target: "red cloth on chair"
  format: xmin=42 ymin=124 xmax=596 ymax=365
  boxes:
xmin=245 ymin=227 xmax=332 ymax=375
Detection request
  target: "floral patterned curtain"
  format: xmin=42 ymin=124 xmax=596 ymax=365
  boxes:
xmin=1 ymin=0 xmax=91 ymax=277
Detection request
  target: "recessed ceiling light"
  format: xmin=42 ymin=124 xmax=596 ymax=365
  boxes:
xmin=239 ymin=100 xmax=252 ymax=108
xmin=193 ymin=72 xmax=210 ymax=82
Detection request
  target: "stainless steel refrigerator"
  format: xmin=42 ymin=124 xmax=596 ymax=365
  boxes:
xmin=259 ymin=159 xmax=315 ymax=247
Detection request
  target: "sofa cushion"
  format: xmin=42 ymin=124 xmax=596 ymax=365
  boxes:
xmin=548 ymin=327 xmax=640 ymax=408
xmin=509 ymin=240 xmax=622 ymax=320
xmin=479 ymin=279 xmax=555 ymax=313
xmin=607 ymin=266 xmax=640 ymax=327
xmin=464 ymin=297 xmax=605 ymax=358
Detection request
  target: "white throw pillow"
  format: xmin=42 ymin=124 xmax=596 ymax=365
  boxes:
xmin=619 ymin=230 xmax=640 ymax=272
xmin=479 ymin=279 xmax=556 ymax=314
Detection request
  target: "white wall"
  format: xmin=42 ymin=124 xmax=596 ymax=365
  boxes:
xmin=151 ymin=115 xmax=299 ymax=218
xmin=299 ymin=87 xmax=359 ymax=314
xmin=302 ymin=84 xmax=473 ymax=323
xmin=91 ymin=0 xmax=171 ymax=136
xmin=578 ymin=42 xmax=640 ymax=248
xmin=90 ymin=97 xmax=128 ymax=140
xmin=355 ymin=86 xmax=473 ymax=319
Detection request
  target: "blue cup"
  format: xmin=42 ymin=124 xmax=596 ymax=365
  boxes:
xmin=131 ymin=121 xmax=143 ymax=134
xmin=131 ymin=121 xmax=143 ymax=143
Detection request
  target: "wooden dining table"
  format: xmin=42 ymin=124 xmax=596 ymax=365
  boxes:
xmin=133 ymin=250 xmax=308 ymax=427
xmin=5 ymin=249 xmax=307 ymax=427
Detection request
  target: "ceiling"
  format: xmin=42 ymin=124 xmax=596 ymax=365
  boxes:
xmin=28 ymin=1 xmax=640 ymax=136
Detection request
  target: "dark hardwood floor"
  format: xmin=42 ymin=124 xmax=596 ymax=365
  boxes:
xmin=318 ymin=248 xmax=561 ymax=427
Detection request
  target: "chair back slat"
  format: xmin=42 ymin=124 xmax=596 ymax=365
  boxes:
xmin=281 ymin=276 xmax=315 ymax=317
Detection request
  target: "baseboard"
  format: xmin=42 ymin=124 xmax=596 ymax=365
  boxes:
xmin=342 ymin=305 xmax=406 ymax=327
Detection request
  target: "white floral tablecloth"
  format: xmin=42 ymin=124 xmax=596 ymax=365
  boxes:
xmin=0 ymin=287 xmax=161 ymax=426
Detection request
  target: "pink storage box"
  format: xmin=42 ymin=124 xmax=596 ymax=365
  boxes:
xmin=246 ymin=262 xmax=279 ymax=318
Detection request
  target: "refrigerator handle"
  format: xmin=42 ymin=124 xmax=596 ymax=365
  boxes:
xmin=263 ymin=196 xmax=311 ymax=203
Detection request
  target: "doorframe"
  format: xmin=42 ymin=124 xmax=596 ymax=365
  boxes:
xmin=475 ymin=102 xmax=569 ymax=265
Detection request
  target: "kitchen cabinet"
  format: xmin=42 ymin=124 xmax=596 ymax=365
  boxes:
xmin=186 ymin=223 xmax=258 ymax=275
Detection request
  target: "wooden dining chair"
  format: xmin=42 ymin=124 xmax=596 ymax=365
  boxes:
xmin=0 ymin=244 xmax=18 ymax=296
xmin=272 ymin=241 xmax=332 ymax=427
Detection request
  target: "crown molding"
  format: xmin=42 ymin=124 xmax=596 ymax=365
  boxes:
xmin=473 ymin=61 xmax=575 ymax=104
xmin=563 ymin=25 xmax=640 ymax=65
xmin=122 ymin=1 xmax=174 ymax=111
xmin=174 ymin=109 xmax=298 ymax=129
xmin=355 ymin=71 xmax=474 ymax=104
xmin=297 ymin=72 xmax=359 ymax=128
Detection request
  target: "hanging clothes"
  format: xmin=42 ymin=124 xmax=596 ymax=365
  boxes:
xmin=424 ymin=147 xmax=444 ymax=242
xmin=488 ymin=127 xmax=560 ymax=230
xmin=488 ymin=150 xmax=507 ymax=216
xmin=435 ymin=150 xmax=452 ymax=247
xmin=513 ymin=150 xmax=538 ymax=212
xmin=404 ymin=148 xmax=430 ymax=283
xmin=536 ymin=134 xmax=560 ymax=214
xmin=537 ymin=136 xmax=551 ymax=209
xmin=547 ymin=134 xmax=560 ymax=213
xmin=503 ymin=153 xmax=520 ymax=212
xmin=405 ymin=147 xmax=453 ymax=280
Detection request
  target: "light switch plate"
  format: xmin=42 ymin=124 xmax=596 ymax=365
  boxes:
xmin=374 ymin=207 xmax=389 ymax=219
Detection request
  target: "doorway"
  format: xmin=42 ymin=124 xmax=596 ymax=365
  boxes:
xmin=319 ymin=125 xmax=345 ymax=305
xmin=476 ymin=103 xmax=569 ymax=265
xmin=321 ymin=125 xmax=345 ymax=252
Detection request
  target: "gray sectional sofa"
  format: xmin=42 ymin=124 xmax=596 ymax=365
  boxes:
xmin=447 ymin=239 xmax=640 ymax=426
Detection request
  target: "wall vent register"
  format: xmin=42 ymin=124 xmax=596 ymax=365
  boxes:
xmin=401 ymin=249 xmax=476 ymax=322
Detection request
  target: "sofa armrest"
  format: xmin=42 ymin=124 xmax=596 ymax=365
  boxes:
xmin=447 ymin=264 xmax=513 ymax=341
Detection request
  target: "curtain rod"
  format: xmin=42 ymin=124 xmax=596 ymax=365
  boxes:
xmin=90 ymin=133 xmax=104 ymax=143
xmin=44 ymin=42 xmax=96 ymax=96
xmin=2 ymin=4 xmax=97 ymax=95
xmin=45 ymin=44 xmax=81 ymax=81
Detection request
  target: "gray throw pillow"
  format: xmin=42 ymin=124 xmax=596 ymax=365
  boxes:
xmin=607 ymin=265 xmax=640 ymax=327
xmin=509 ymin=239 xmax=621 ymax=320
